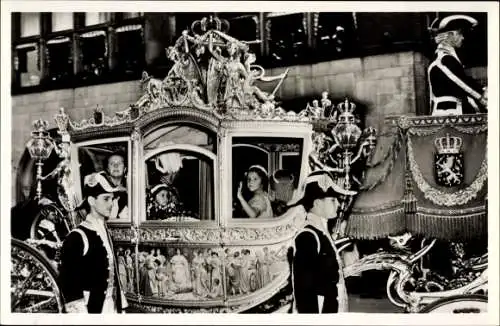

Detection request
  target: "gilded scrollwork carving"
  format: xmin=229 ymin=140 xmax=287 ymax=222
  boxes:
xmin=135 ymin=217 xmax=300 ymax=244
xmin=109 ymin=227 xmax=135 ymax=242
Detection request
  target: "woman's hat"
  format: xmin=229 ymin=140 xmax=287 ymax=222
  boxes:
xmin=76 ymin=171 xmax=121 ymax=211
xmin=150 ymin=183 xmax=169 ymax=197
xmin=248 ymin=165 xmax=268 ymax=176
xmin=289 ymin=170 xmax=357 ymax=207
xmin=430 ymin=14 xmax=478 ymax=35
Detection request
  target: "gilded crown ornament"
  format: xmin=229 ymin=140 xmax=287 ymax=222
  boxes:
xmin=434 ymin=133 xmax=463 ymax=155
xmin=54 ymin=107 xmax=71 ymax=135
xmin=31 ymin=119 xmax=49 ymax=134
xmin=337 ymin=97 xmax=357 ymax=114
xmin=191 ymin=16 xmax=230 ymax=35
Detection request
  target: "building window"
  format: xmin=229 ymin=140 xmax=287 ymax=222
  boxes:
xmin=116 ymin=25 xmax=144 ymax=75
xmin=51 ymin=12 xmax=73 ymax=32
xmin=224 ymin=14 xmax=261 ymax=57
xmin=266 ymin=13 xmax=308 ymax=66
xmin=20 ymin=13 xmax=40 ymax=37
xmin=84 ymin=12 xmax=110 ymax=26
xmin=314 ymin=13 xmax=356 ymax=60
xmin=79 ymin=30 xmax=108 ymax=79
xmin=46 ymin=37 xmax=73 ymax=83
xmin=115 ymin=13 xmax=145 ymax=76
xmin=46 ymin=13 xmax=74 ymax=83
xmin=15 ymin=43 xmax=41 ymax=87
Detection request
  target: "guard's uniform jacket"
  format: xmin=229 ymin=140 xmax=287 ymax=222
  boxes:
xmin=292 ymin=213 xmax=347 ymax=313
xmin=428 ymin=43 xmax=486 ymax=115
xmin=58 ymin=216 xmax=128 ymax=313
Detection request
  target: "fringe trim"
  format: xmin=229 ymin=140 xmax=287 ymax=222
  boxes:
xmin=346 ymin=207 xmax=406 ymax=239
xmin=407 ymin=211 xmax=487 ymax=241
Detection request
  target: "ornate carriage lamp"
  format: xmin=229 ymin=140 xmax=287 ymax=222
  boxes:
xmin=309 ymin=96 xmax=378 ymax=222
xmin=328 ymin=98 xmax=377 ymax=190
xmin=26 ymin=119 xmax=55 ymax=200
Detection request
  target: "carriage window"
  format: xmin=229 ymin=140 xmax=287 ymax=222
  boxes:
xmin=143 ymin=124 xmax=216 ymax=154
xmin=232 ymin=137 xmax=303 ymax=219
xmin=144 ymin=149 xmax=215 ymax=222
xmin=76 ymin=141 xmax=130 ymax=222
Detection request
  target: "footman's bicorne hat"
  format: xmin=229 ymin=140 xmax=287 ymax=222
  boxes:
xmin=76 ymin=171 xmax=122 ymax=211
xmin=430 ymin=14 xmax=478 ymax=35
xmin=289 ymin=170 xmax=357 ymax=209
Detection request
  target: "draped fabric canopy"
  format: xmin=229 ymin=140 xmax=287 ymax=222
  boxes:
xmin=346 ymin=116 xmax=487 ymax=241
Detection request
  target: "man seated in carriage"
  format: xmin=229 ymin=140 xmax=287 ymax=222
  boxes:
xmin=102 ymin=151 xmax=129 ymax=220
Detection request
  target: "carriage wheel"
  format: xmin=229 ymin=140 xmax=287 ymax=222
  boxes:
xmin=29 ymin=204 xmax=70 ymax=261
xmin=419 ymin=294 xmax=488 ymax=313
xmin=11 ymin=238 xmax=64 ymax=313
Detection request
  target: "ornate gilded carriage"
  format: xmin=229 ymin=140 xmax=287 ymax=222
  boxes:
xmin=11 ymin=15 xmax=488 ymax=314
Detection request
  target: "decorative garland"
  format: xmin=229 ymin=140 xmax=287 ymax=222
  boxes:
xmin=407 ymin=123 xmax=487 ymax=137
xmin=406 ymin=135 xmax=487 ymax=207
xmin=360 ymin=129 xmax=403 ymax=191
xmin=408 ymin=125 xmax=444 ymax=137
xmin=366 ymin=129 xmax=402 ymax=168
xmin=451 ymin=124 xmax=488 ymax=135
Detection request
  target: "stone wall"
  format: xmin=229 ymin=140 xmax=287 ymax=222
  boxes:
xmin=11 ymin=80 xmax=143 ymax=204
xmin=267 ymin=51 xmax=427 ymax=131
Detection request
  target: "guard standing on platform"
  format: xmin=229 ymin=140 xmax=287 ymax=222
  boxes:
xmin=428 ymin=14 xmax=488 ymax=116
xmin=58 ymin=171 xmax=128 ymax=313
xmin=289 ymin=170 xmax=357 ymax=313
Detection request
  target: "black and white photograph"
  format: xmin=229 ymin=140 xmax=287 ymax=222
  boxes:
xmin=1 ymin=1 xmax=498 ymax=325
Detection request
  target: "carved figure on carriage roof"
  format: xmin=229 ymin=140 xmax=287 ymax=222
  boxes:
xmin=133 ymin=15 xmax=288 ymax=115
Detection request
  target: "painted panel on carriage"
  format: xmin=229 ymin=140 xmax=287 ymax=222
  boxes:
xmin=76 ymin=141 xmax=131 ymax=222
xmin=232 ymin=137 xmax=302 ymax=219
xmin=115 ymin=245 xmax=139 ymax=296
xmin=136 ymin=245 xmax=225 ymax=301
xmin=133 ymin=244 xmax=290 ymax=303
xmin=223 ymin=244 xmax=290 ymax=299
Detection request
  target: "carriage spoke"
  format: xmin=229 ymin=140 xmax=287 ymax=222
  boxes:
xmin=12 ymin=266 xmax=41 ymax=310
xmin=20 ymin=296 xmax=57 ymax=313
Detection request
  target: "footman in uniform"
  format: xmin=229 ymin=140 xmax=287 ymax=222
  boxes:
xmin=58 ymin=171 xmax=128 ymax=313
xmin=428 ymin=14 xmax=488 ymax=116
xmin=289 ymin=170 xmax=357 ymax=313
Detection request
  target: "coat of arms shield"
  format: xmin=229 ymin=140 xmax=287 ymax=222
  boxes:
xmin=434 ymin=134 xmax=464 ymax=187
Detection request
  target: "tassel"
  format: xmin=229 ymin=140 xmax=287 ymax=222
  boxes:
xmin=402 ymin=189 xmax=417 ymax=219
xmin=403 ymin=138 xmax=417 ymax=220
